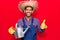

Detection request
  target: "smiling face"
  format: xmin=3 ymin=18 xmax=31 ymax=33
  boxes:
xmin=24 ymin=6 xmax=34 ymax=17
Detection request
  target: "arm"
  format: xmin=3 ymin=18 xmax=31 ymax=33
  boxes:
xmin=15 ymin=19 xmax=23 ymax=38
xmin=16 ymin=19 xmax=23 ymax=27
xmin=8 ymin=19 xmax=23 ymax=35
xmin=36 ymin=19 xmax=45 ymax=33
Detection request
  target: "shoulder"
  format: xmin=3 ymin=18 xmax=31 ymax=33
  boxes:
xmin=33 ymin=17 xmax=39 ymax=22
xmin=33 ymin=17 xmax=40 ymax=24
xmin=33 ymin=17 xmax=40 ymax=26
xmin=17 ymin=18 xmax=23 ymax=23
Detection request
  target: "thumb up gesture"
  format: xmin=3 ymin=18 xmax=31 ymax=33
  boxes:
xmin=8 ymin=26 xmax=15 ymax=34
xmin=40 ymin=19 xmax=47 ymax=29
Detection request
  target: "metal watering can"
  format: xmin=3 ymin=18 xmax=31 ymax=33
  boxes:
xmin=15 ymin=23 xmax=30 ymax=38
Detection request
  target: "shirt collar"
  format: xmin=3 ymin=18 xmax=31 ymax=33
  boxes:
xmin=24 ymin=16 xmax=33 ymax=22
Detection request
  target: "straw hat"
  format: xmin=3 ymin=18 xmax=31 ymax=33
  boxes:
xmin=18 ymin=1 xmax=38 ymax=12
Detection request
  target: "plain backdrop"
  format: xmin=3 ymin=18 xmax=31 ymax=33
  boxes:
xmin=0 ymin=0 xmax=60 ymax=40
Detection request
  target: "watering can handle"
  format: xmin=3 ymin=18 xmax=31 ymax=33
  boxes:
xmin=23 ymin=26 xmax=30 ymax=34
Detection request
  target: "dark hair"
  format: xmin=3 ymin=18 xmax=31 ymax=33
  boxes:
xmin=24 ymin=6 xmax=33 ymax=10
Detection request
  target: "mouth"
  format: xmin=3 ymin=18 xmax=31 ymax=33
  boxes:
xmin=27 ymin=12 xmax=31 ymax=13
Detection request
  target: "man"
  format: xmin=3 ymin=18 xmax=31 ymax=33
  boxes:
xmin=8 ymin=0 xmax=47 ymax=40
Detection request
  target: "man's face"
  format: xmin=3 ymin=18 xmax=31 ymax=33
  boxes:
xmin=24 ymin=6 xmax=33 ymax=17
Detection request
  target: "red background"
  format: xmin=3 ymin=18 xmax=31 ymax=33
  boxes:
xmin=0 ymin=0 xmax=60 ymax=40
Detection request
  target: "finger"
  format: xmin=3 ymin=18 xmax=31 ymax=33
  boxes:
xmin=43 ymin=19 xmax=46 ymax=23
xmin=45 ymin=25 xmax=47 ymax=29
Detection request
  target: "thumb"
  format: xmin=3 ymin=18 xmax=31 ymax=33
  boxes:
xmin=8 ymin=26 xmax=15 ymax=34
xmin=43 ymin=19 xmax=46 ymax=23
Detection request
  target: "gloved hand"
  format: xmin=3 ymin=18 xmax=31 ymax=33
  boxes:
xmin=8 ymin=26 xmax=15 ymax=34
xmin=40 ymin=19 xmax=47 ymax=29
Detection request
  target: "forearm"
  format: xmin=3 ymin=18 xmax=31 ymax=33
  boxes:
xmin=38 ymin=27 xmax=45 ymax=33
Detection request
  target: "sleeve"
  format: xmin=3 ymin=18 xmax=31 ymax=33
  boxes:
xmin=16 ymin=19 xmax=23 ymax=28
xmin=36 ymin=19 xmax=45 ymax=33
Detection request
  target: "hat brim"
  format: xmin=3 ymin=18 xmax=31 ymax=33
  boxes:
xmin=18 ymin=1 xmax=38 ymax=12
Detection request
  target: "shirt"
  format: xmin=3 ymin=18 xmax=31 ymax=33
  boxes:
xmin=17 ymin=17 xmax=43 ymax=32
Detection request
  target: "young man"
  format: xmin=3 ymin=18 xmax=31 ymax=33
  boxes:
xmin=16 ymin=1 xmax=46 ymax=40
xmin=8 ymin=1 xmax=47 ymax=40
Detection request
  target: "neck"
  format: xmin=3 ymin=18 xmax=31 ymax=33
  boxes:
xmin=25 ymin=16 xmax=32 ymax=21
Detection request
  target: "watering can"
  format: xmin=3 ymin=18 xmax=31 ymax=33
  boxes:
xmin=15 ymin=23 xmax=30 ymax=38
